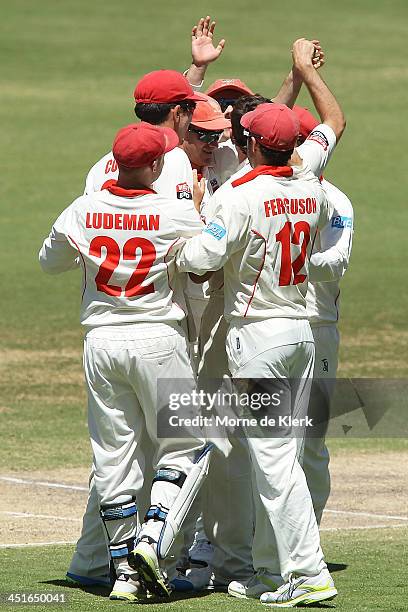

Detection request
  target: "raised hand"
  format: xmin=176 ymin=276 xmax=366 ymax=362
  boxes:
xmin=192 ymin=15 xmax=225 ymax=67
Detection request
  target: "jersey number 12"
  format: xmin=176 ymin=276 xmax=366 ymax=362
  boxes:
xmin=275 ymin=221 xmax=310 ymax=286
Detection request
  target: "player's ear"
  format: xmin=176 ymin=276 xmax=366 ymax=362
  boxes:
xmin=248 ymin=136 xmax=257 ymax=156
xmin=173 ymin=104 xmax=182 ymax=119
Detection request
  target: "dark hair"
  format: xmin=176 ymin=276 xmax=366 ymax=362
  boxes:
xmin=135 ymin=100 xmax=195 ymax=125
xmin=230 ymin=94 xmax=271 ymax=149
xmin=258 ymin=144 xmax=293 ymax=166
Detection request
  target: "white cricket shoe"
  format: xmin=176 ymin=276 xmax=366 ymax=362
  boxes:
xmin=132 ymin=540 xmax=171 ymax=598
xmin=228 ymin=569 xmax=284 ymax=599
xmin=109 ymin=573 xmax=146 ymax=602
xmin=170 ymin=566 xmax=214 ymax=592
xmin=260 ymin=569 xmax=337 ymax=607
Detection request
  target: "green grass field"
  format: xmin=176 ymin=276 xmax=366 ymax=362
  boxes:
xmin=1 ymin=1 xmax=407 ymax=610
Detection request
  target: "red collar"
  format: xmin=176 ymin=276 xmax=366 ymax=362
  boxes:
xmin=232 ymin=165 xmax=293 ymax=188
xmin=103 ymin=179 xmax=156 ymax=198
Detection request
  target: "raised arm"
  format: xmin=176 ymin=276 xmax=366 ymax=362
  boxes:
xmin=292 ymin=38 xmax=346 ymax=141
xmin=185 ymin=16 xmax=226 ymax=88
xmin=273 ymin=39 xmax=325 ymax=108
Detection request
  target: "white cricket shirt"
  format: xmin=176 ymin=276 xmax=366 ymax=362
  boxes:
xmin=306 ymin=179 xmax=354 ymax=325
xmin=39 ymin=186 xmax=202 ymax=327
xmin=176 ymin=165 xmax=332 ymax=321
xmin=84 ymin=146 xmax=194 ymax=202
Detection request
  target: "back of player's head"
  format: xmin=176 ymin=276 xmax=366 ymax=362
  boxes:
xmin=241 ymin=103 xmax=300 ymax=167
xmin=135 ymin=100 xmax=196 ymax=125
xmin=133 ymin=69 xmax=201 ymax=126
xmin=231 ymin=95 xmax=271 ymax=150
xmin=112 ymin=122 xmax=178 ymax=169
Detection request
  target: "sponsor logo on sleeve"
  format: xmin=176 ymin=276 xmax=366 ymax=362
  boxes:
xmin=204 ymin=222 xmax=226 ymax=240
xmin=176 ymin=182 xmax=193 ymax=200
xmin=307 ymin=130 xmax=329 ymax=150
xmin=331 ymin=215 xmax=353 ymax=229
xmin=210 ymin=177 xmax=220 ymax=193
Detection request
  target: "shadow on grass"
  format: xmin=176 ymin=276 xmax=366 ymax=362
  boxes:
xmin=42 ymin=579 xmax=218 ymax=604
xmin=41 ymin=579 xmax=110 ymax=598
xmin=327 ymin=562 xmax=348 ymax=573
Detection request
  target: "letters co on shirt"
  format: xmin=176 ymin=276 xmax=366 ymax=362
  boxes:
xmin=264 ymin=197 xmax=317 ymax=218
xmin=85 ymin=212 xmax=160 ymax=231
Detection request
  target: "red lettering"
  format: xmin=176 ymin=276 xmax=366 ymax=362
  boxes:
xmin=290 ymin=199 xmax=298 ymax=214
xmin=115 ymin=214 xmax=122 ymax=230
xmin=149 ymin=215 xmax=160 ymax=230
xmin=93 ymin=213 xmax=102 ymax=229
xmin=86 ymin=212 xmax=92 ymax=228
xmin=277 ymin=199 xmax=285 ymax=215
xmin=137 ymin=215 xmax=148 ymax=231
xmin=103 ymin=213 xmax=113 ymax=229
xmin=298 ymin=199 xmax=305 ymax=214
xmin=264 ymin=201 xmax=271 ymax=217
xmin=123 ymin=214 xmax=137 ymax=230
xmin=105 ymin=159 xmax=118 ymax=174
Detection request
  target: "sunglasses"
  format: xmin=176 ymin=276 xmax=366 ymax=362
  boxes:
xmin=189 ymin=127 xmax=223 ymax=144
xmin=216 ymin=97 xmax=237 ymax=112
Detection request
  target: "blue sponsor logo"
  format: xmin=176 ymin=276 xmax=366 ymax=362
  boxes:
xmin=331 ymin=215 xmax=353 ymax=229
xmin=204 ymin=222 xmax=226 ymax=240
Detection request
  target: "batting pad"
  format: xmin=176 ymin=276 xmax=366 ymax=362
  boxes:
xmin=156 ymin=444 xmax=213 ymax=560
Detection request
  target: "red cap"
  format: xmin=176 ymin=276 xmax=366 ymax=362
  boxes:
xmin=134 ymin=69 xmax=203 ymax=103
xmin=190 ymin=94 xmax=231 ymax=130
xmin=241 ymin=103 xmax=300 ymax=151
xmin=292 ymin=105 xmax=319 ymax=141
xmin=112 ymin=122 xmax=179 ymax=168
xmin=205 ymin=78 xmax=254 ymax=98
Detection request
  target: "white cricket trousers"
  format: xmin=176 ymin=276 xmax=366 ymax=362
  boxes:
xmin=303 ymin=324 xmax=339 ymax=523
xmin=67 ymin=438 xmax=154 ymax=579
xmin=198 ymin=294 xmax=254 ymax=583
xmin=83 ymin=322 xmax=204 ymax=546
xmin=226 ymin=318 xmax=326 ymax=581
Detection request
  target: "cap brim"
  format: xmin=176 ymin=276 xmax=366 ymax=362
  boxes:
xmin=206 ymin=84 xmax=254 ymax=97
xmin=240 ymin=110 xmax=255 ymax=129
xmin=192 ymin=117 xmax=232 ymax=130
xmin=186 ymin=91 xmax=208 ymax=102
xmin=161 ymin=127 xmax=180 ymax=153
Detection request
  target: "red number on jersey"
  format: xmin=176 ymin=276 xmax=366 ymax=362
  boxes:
xmin=89 ymin=236 xmax=121 ymax=296
xmin=123 ymin=237 xmax=156 ymax=297
xmin=275 ymin=221 xmax=311 ymax=286
xmin=89 ymin=236 xmax=156 ymax=297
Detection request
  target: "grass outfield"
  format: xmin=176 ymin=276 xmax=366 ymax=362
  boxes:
xmin=1 ymin=2 xmax=407 ymax=611
xmin=1 ymin=529 xmax=407 ymax=611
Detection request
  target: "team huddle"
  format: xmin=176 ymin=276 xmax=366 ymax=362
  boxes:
xmin=39 ymin=16 xmax=353 ymax=608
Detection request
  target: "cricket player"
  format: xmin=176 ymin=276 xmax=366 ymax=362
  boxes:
xmin=294 ymin=106 xmax=354 ymax=522
xmin=68 ymin=14 xmax=227 ymax=581
xmin=39 ymin=122 xmax=209 ymax=601
xmin=66 ymin=68 xmax=204 ymax=590
xmin=175 ymin=45 xmax=329 ymax=593
xmin=247 ymin=104 xmax=352 ymax=592
xmin=173 ymin=40 xmax=343 ymax=608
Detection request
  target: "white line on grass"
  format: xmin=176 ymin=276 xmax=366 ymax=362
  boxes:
xmin=0 ymin=541 xmax=76 ymax=549
xmin=0 ymin=476 xmax=87 ymax=492
xmin=2 ymin=476 xmax=407 ymax=524
xmin=324 ymin=509 xmax=408 ymax=522
xmin=320 ymin=523 xmax=408 ymax=532
xmin=0 ymin=511 xmax=81 ymax=522
xmin=1 ymin=524 xmax=407 ymax=550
